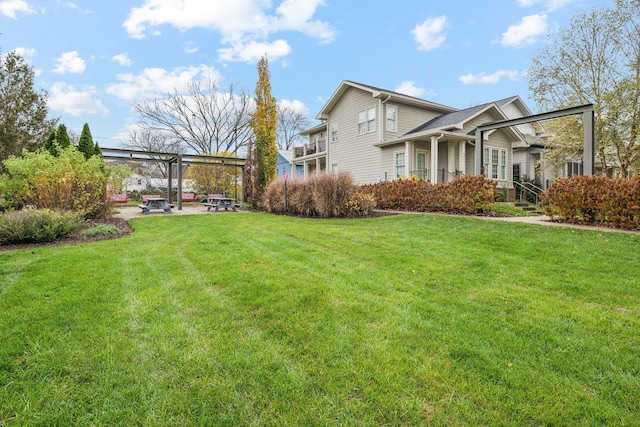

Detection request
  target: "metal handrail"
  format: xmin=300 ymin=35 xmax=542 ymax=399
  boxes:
xmin=512 ymin=180 xmax=539 ymax=206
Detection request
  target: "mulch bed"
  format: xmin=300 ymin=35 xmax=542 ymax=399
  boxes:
xmin=0 ymin=217 xmax=134 ymax=253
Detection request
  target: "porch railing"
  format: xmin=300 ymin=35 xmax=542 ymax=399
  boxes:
xmin=293 ymin=138 xmax=327 ymax=158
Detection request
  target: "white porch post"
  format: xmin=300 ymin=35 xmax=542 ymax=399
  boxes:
xmin=430 ymin=136 xmax=439 ymax=183
xmin=405 ymin=141 xmax=412 ymax=177
xmin=447 ymin=141 xmax=455 ymax=181
xmin=459 ymin=141 xmax=467 ymax=175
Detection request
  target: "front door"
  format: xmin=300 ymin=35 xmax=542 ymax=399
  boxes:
xmin=416 ymin=150 xmax=429 ymax=180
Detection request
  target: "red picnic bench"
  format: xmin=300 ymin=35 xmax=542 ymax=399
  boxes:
xmin=111 ymin=193 xmax=128 ymax=204
xmin=181 ymin=193 xmax=199 ymax=202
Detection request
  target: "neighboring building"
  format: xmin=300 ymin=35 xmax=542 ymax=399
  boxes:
xmin=276 ymin=149 xmax=303 ymax=179
xmin=292 ymin=80 xmax=528 ymax=190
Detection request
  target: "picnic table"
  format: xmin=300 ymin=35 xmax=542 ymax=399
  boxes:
xmin=203 ymin=196 xmax=238 ymax=212
xmin=138 ymin=197 xmax=174 ymax=214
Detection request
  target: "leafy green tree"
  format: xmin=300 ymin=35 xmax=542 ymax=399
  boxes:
xmin=528 ymin=0 xmax=640 ymax=177
xmin=77 ymin=123 xmax=94 ymax=159
xmin=248 ymin=56 xmax=278 ymax=206
xmin=0 ymin=48 xmax=58 ymax=162
xmin=185 ymin=151 xmax=239 ymax=195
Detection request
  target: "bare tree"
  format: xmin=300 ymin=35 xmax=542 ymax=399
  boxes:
xmin=276 ymin=103 xmax=310 ymax=150
xmin=123 ymin=128 xmax=184 ymax=178
xmin=133 ymin=79 xmax=254 ymax=155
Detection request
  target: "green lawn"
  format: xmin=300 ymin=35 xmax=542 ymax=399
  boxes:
xmin=1 ymin=213 xmax=639 ymax=426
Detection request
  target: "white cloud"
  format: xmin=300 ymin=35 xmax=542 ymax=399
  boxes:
xmin=412 ymin=16 xmax=447 ymax=51
xmin=501 ymin=14 xmax=548 ymax=48
xmin=459 ymin=70 xmax=521 ymax=85
xmin=218 ymin=39 xmax=291 ymax=63
xmin=516 ymin=0 xmax=575 ymax=12
xmin=48 ymin=82 xmax=109 ymax=116
xmin=184 ymin=41 xmax=199 ymax=54
xmin=111 ymin=53 xmax=132 ymax=67
xmin=122 ymin=0 xmax=335 ymax=62
xmin=53 ymin=51 xmax=86 ymax=74
xmin=279 ymin=99 xmax=309 ymax=116
xmin=106 ymin=65 xmax=222 ymax=101
xmin=11 ymin=46 xmax=36 ymax=58
xmin=0 ymin=0 xmax=35 ymax=18
xmin=395 ymin=81 xmax=425 ymax=98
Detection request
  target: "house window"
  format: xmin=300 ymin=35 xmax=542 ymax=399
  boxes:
xmin=484 ymin=146 xmax=507 ymax=180
xmin=386 ymin=105 xmax=397 ymax=132
xmin=331 ymin=120 xmax=338 ymax=142
xmin=331 ymin=163 xmax=338 ymax=174
xmin=358 ymin=106 xmax=376 ymax=135
xmin=567 ymin=162 xmax=583 ymax=177
xmin=394 ymin=151 xmax=405 ymax=177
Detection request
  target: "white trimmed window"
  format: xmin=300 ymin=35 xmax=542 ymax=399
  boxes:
xmin=386 ymin=105 xmax=397 ymax=132
xmin=331 ymin=120 xmax=338 ymax=142
xmin=484 ymin=146 xmax=507 ymax=180
xmin=394 ymin=151 xmax=405 ymax=178
xmin=358 ymin=106 xmax=376 ymax=135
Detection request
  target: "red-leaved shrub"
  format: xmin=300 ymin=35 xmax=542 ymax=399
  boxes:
xmin=541 ymin=175 xmax=640 ymax=229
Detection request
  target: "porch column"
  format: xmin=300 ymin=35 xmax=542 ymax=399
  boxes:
xmin=405 ymin=141 xmax=412 ymax=177
xmin=447 ymin=141 xmax=455 ymax=181
xmin=430 ymin=136 xmax=439 ymax=183
xmin=458 ymin=141 xmax=466 ymax=175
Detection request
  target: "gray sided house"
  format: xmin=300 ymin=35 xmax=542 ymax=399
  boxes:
xmin=292 ymin=81 xmax=529 ymax=192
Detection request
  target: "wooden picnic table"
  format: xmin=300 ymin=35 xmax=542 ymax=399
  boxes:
xmin=203 ymin=197 xmax=238 ymax=212
xmin=138 ymin=197 xmax=174 ymax=214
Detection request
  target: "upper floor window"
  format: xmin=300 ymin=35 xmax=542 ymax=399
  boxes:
xmin=357 ymin=106 xmax=376 ymax=135
xmin=331 ymin=120 xmax=338 ymax=142
xmin=386 ymin=105 xmax=397 ymax=132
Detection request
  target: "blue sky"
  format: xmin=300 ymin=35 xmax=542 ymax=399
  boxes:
xmin=1 ymin=0 xmax=611 ymax=149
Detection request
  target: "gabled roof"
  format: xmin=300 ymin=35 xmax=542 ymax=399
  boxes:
xmin=405 ymin=102 xmax=496 ymax=135
xmin=278 ymin=149 xmax=293 ymax=163
xmin=316 ymin=80 xmax=457 ymax=120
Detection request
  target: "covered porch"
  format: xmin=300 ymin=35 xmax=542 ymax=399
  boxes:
xmin=377 ymin=132 xmax=474 ymax=183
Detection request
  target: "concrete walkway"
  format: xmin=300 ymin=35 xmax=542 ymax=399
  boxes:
xmin=466 ymin=213 xmax=639 ymax=235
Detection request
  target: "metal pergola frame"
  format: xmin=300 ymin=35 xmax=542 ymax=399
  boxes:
xmin=101 ymin=148 xmax=246 ymax=210
xmin=475 ymin=104 xmax=595 ymax=176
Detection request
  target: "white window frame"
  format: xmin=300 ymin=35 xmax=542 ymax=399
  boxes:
xmin=484 ymin=146 xmax=507 ymax=180
xmin=331 ymin=120 xmax=338 ymax=142
xmin=394 ymin=150 xmax=406 ymax=178
xmin=386 ymin=105 xmax=397 ymax=132
xmin=357 ymin=106 xmax=376 ymax=135
xmin=416 ymin=150 xmax=428 ymax=179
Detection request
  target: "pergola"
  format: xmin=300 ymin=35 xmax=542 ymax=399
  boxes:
xmin=101 ymin=148 xmax=246 ymax=210
xmin=475 ymin=104 xmax=595 ymax=176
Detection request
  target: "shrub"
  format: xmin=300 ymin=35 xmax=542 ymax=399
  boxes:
xmin=0 ymin=209 xmax=86 ymax=245
xmin=362 ymin=175 xmax=497 ymax=214
xmin=345 ymin=190 xmax=377 ymax=218
xmin=0 ymin=146 xmax=120 ymax=219
xmin=82 ymin=224 xmax=122 ymax=237
xmin=541 ymin=175 xmax=640 ymax=229
xmin=264 ymin=173 xmax=366 ymax=218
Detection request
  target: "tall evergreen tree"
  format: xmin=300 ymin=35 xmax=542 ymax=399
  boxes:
xmin=77 ymin=123 xmax=94 ymax=159
xmin=55 ymin=124 xmax=71 ymax=150
xmin=43 ymin=129 xmax=57 ymax=156
xmin=248 ymin=56 xmax=278 ymax=206
xmin=93 ymin=141 xmax=102 ymax=158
